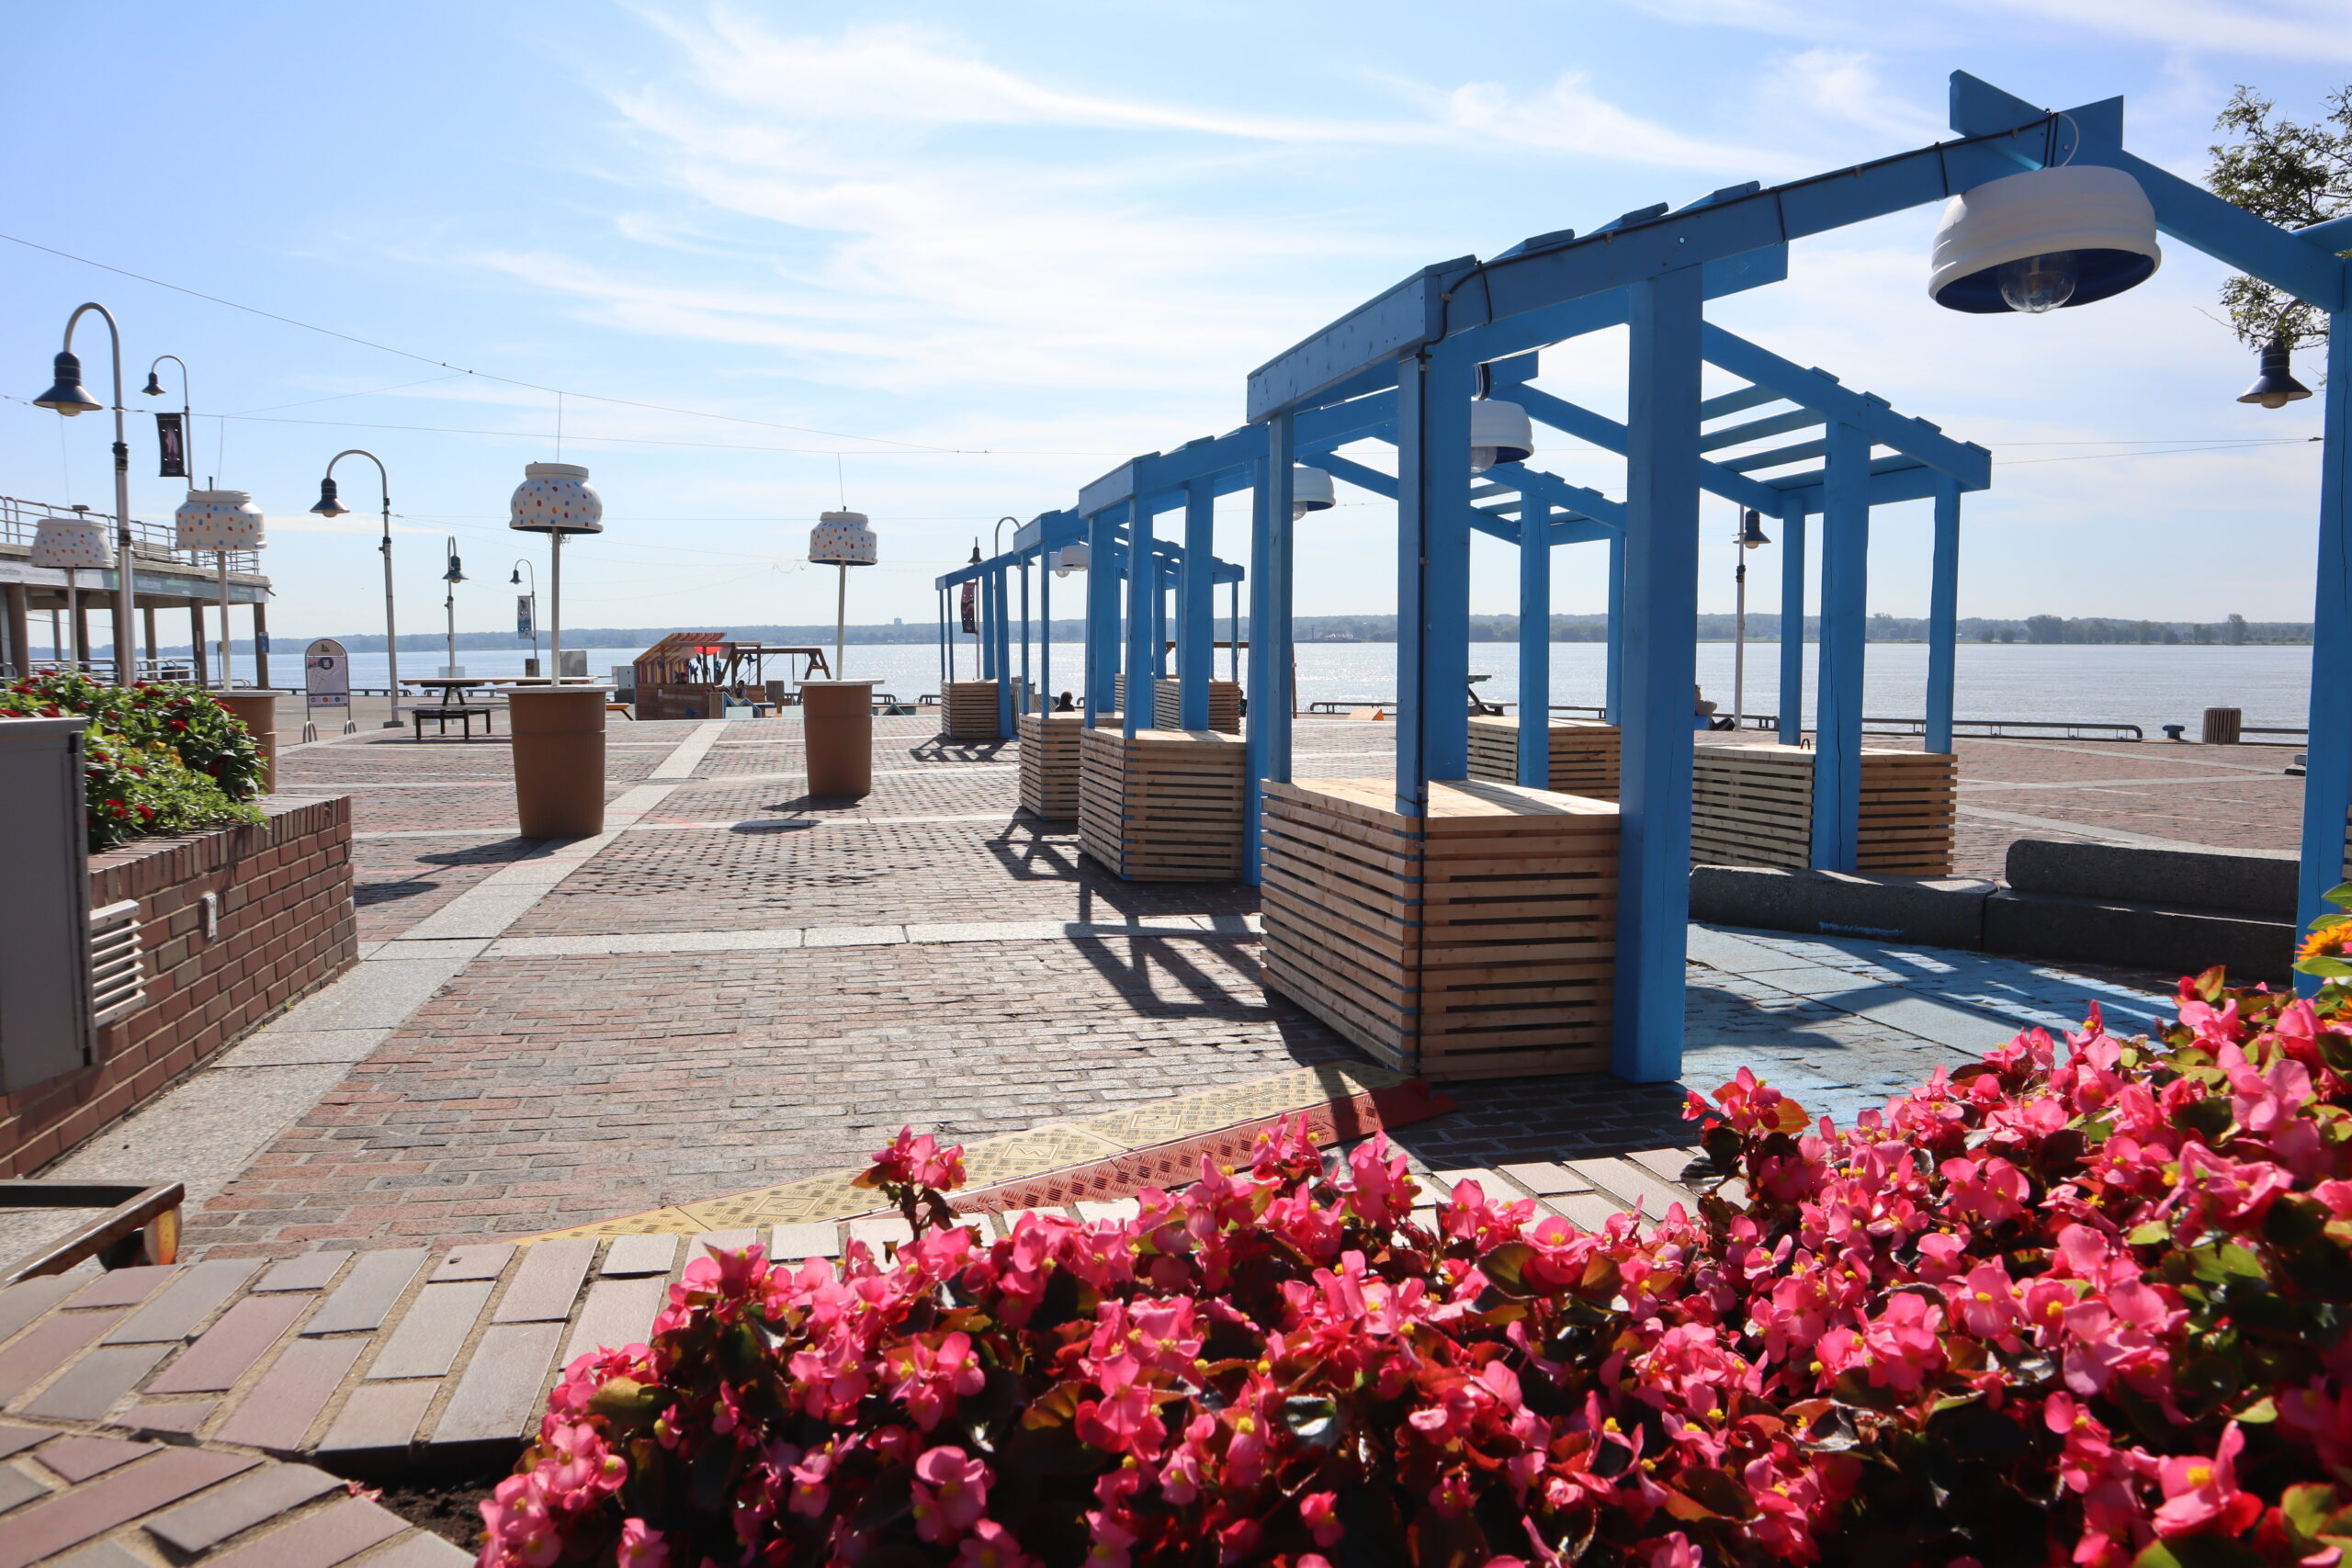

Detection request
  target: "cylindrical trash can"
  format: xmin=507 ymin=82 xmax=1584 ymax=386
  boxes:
xmin=2201 ymin=706 xmax=2243 ymax=746
xmin=801 ymin=680 xmax=877 ymax=796
xmin=218 ymin=690 xmax=283 ymax=794
xmin=508 ymin=686 xmax=610 ymax=837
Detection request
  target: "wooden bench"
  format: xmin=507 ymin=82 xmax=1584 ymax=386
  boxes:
xmin=410 ymin=703 xmax=495 ymax=740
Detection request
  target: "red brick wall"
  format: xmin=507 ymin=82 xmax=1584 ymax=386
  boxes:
xmin=0 ymin=796 xmax=357 ymax=1176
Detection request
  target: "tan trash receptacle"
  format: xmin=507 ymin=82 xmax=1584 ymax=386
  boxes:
xmin=509 ymin=685 xmax=610 ymax=838
xmin=2201 ymin=706 xmax=2244 ymax=745
xmin=801 ymin=681 xmax=877 ymax=796
xmin=218 ymin=690 xmax=283 ymax=794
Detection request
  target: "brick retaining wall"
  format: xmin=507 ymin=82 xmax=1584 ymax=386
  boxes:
xmin=0 ymin=797 xmax=356 ymax=1176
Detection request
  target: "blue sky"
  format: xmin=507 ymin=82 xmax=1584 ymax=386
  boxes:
xmin=1 ymin=1 xmax=2344 ymax=643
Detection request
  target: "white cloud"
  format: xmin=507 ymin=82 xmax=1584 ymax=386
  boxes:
xmin=1763 ymin=50 xmax=1945 ymax=145
xmin=1618 ymin=0 xmax=2352 ymax=59
xmin=1439 ymin=72 xmax=1809 ymax=175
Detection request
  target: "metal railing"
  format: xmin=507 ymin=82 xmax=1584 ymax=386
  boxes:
xmin=0 ymin=494 xmax=261 ymax=577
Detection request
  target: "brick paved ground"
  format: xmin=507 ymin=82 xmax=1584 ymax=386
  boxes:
xmin=23 ymin=713 xmax=2246 ymax=1270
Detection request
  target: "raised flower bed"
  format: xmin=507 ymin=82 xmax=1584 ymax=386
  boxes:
xmin=490 ymin=948 xmax=2352 ymax=1566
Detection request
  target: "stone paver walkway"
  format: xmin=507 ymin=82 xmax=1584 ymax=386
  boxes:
xmin=4 ymin=715 xmax=2187 ymax=1274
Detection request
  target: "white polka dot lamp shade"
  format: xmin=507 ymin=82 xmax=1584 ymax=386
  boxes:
xmin=28 ymin=516 xmax=114 ymax=570
xmin=173 ymin=490 xmax=266 ymax=552
xmin=809 ymin=510 xmax=877 ymax=566
xmin=508 ymin=463 xmax=604 ymax=535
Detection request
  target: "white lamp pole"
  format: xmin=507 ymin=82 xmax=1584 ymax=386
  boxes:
xmin=508 ymin=464 xmax=601 ymax=681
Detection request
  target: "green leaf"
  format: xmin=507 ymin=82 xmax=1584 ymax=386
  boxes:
xmin=2323 ymin=881 xmax=2352 ymax=911
xmin=2126 ymin=1220 xmax=2172 ymax=1247
xmin=2296 ymin=956 xmax=2352 ymax=978
xmin=1283 ymin=1395 xmax=1342 ymax=1449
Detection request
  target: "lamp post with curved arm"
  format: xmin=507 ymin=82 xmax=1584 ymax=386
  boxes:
xmin=310 ymin=450 xmax=402 ymax=726
xmin=32 ymin=303 xmax=134 ymax=684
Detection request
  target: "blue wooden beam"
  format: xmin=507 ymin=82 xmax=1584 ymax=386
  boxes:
xmin=1776 ymin=491 xmax=1807 ymax=746
xmin=1518 ymin=499 xmax=1552 ymax=787
xmin=1811 ymin=422 xmax=1871 ymax=873
xmin=1084 ymin=506 xmax=1120 ymax=725
xmin=1510 ymin=383 xmax=1785 ymax=513
xmin=1614 ymin=266 xmax=1705 ymax=1083
xmin=1701 ymin=326 xmax=1991 ymax=487
xmin=1395 ymin=348 xmax=1477 ymax=812
xmin=1180 ymin=483 xmax=1215 ymax=728
xmin=1701 ymin=407 xmax=1821 ymax=451
xmin=1313 ymin=452 xmax=1399 ymax=501
xmin=2299 ymin=317 xmax=2352 ymax=987
xmin=1604 ymin=528 xmax=1624 ymax=727
xmin=1926 ymin=478 xmax=1961 ymax=755
xmin=1248 ymin=432 xmax=1297 ymax=883
xmin=1700 ymin=384 xmax=1780 ymax=421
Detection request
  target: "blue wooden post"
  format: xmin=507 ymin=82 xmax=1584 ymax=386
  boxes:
xmin=1038 ymin=554 xmax=1052 ymax=721
xmin=1019 ymin=562 xmax=1032 ymax=716
xmin=993 ymin=569 xmax=1015 ymax=736
xmin=1613 ymin=266 xmax=1704 ymax=1085
xmin=2299 ymin=316 xmax=2352 ymax=987
xmin=1085 ymin=510 xmax=1119 ymax=726
xmin=1776 ymin=493 xmax=1807 ymax=745
xmin=1604 ymin=530 xmax=1623 ymax=725
xmin=1395 ymin=349 xmax=1475 ymax=814
xmin=1124 ymin=501 xmax=1155 ymax=739
xmin=1248 ymin=435 xmax=1296 ymax=884
xmin=1926 ymin=478 xmax=1961 ymax=755
xmin=1180 ymin=485 xmax=1214 ymax=728
xmin=1812 ymin=422 xmax=1870 ymax=872
xmin=1517 ymin=502 xmax=1551 ymax=787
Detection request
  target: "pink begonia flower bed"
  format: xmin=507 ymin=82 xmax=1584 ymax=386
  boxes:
xmin=480 ymin=972 xmax=2352 ymax=1567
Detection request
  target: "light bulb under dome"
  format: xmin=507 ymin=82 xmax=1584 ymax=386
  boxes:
xmin=28 ymin=515 xmax=113 ymax=570
xmin=1929 ymin=164 xmax=2160 ymax=315
xmin=1051 ymin=540 xmax=1090 ymax=577
xmin=2238 ymin=341 xmax=2313 ymax=410
xmin=1469 ymin=400 xmax=1533 ymax=474
xmin=1290 ymin=465 xmax=1335 ymax=521
xmin=509 ymin=463 xmax=603 ymax=534
xmin=809 ymin=510 xmax=877 ymax=566
xmin=174 ymin=490 xmax=265 ymax=552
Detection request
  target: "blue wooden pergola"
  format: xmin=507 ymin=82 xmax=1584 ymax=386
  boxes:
xmin=933 ymin=515 xmax=1244 ymax=739
xmin=1241 ymin=71 xmax=2350 ymax=1082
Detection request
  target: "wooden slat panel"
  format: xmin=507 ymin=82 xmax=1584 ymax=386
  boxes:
xmin=1017 ymin=713 xmax=1084 ymax=818
xmin=1257 ymin=778 xmax=1617 ymax=1082
xmin=944 ymin=681 xmax=1004 ymax=741
xmin=1077 ymin=728 xmax=1248 ymax=882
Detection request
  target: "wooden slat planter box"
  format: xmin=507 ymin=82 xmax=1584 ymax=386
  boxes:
xmin=1110 ymin=677 xmax=1242 ymax=735
xmin=1464 ymin=716 xmax=1620 ymax=799
xmin=1259 ymin=777 xmax=1616 ymax=1081
xmin=1078 ymin=728 xmax=1248 ymax=881
xmin=1690 ymin=744 xmax=1958 ymax=875
xmin=944 ymin=680 xmax=1005 ymax=741
xmin=1018 ymin=713 xmax=1084 ymax=819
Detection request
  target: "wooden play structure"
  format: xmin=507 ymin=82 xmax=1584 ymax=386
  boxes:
xmin=630 ymin=634 xmax=830 ymax=720
xmin=1464 ymin=716 xmax=1621 ymax=799
xmin=1259 ymin=777 xmax=1617 ymax=1081
xmin=1079 ymin=727 xmax=1249 ymax=881
xmin=1690 ymin=744 xmax=1958 ymax=876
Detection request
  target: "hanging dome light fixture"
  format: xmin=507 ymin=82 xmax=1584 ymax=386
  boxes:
xmin=1736 ymin=509 xmax=1770 ymax=549
xmin=2237 ymin=337 xmax=2313 ymax=410
xmin=29 ymin=511 xmax=114 ymax=570
xmin=1290 ymin=464 xmax=1335 ymax=520
xmin=1928 ymin=165 xmax=2160 ymax=315
xmin=1469 ymin=399 xmax=1533 ymax=473
xmin=1051 ymin=540 xmax=1090 ymax=578
xmin=809 ymin=510 xmax=878 ymax=566
xmin=31 ymin=350 xmax=100 ymax=415
xmin=174 ymin=489 xmax=265 ymax=552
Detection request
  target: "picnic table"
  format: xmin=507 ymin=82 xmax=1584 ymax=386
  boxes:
xmin=401 ymin=677 xmax=498 ymax=739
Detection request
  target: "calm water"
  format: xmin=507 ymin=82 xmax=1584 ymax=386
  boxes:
xmin=311 ymin=641 xmax=2313 ymax=738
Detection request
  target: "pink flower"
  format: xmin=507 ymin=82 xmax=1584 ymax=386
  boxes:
xmin=956 ymin=1519 xmax=1037 ymax=1568
xmin=1076 ymin=1355 xmax=1163 ymax=1457
xmin=2154 ymin=1424 xmax=2262 ymax=1538
xmin=1300 ymin=1489 xmax=1342 ymax=1548
xmin=1649 ymin=1533 xmax=1703 ymax=1568
xmin=1860 ymin=1292 xmax=1945 ymax=1393
xmin=1945 ymin=1260 xmax=2025 ymax=1346
xmin=616 ymin=1518 xmax=669 ymax=1568
xmin=865 ymin=1125 xmax=967 ymax=1190
xmin=1939 ymin=1155 xmax=2030 ymax=1227
xmin=911 ymin=1445 xmax=991 ymax=1542
xmin=888 ymin=1330 xmax=987 ymax=1429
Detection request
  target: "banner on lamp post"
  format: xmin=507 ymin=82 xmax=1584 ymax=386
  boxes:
xmin=516 ymin=594 xmax=537 ymax=643
xmin=960 ymin=580 xmax=977 ymax=634
xmin=153 ymin=413 xmax=187 ymax=479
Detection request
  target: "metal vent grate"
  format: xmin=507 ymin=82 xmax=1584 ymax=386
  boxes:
xmin=88 ymin=899 xmax=145 ymax=1028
